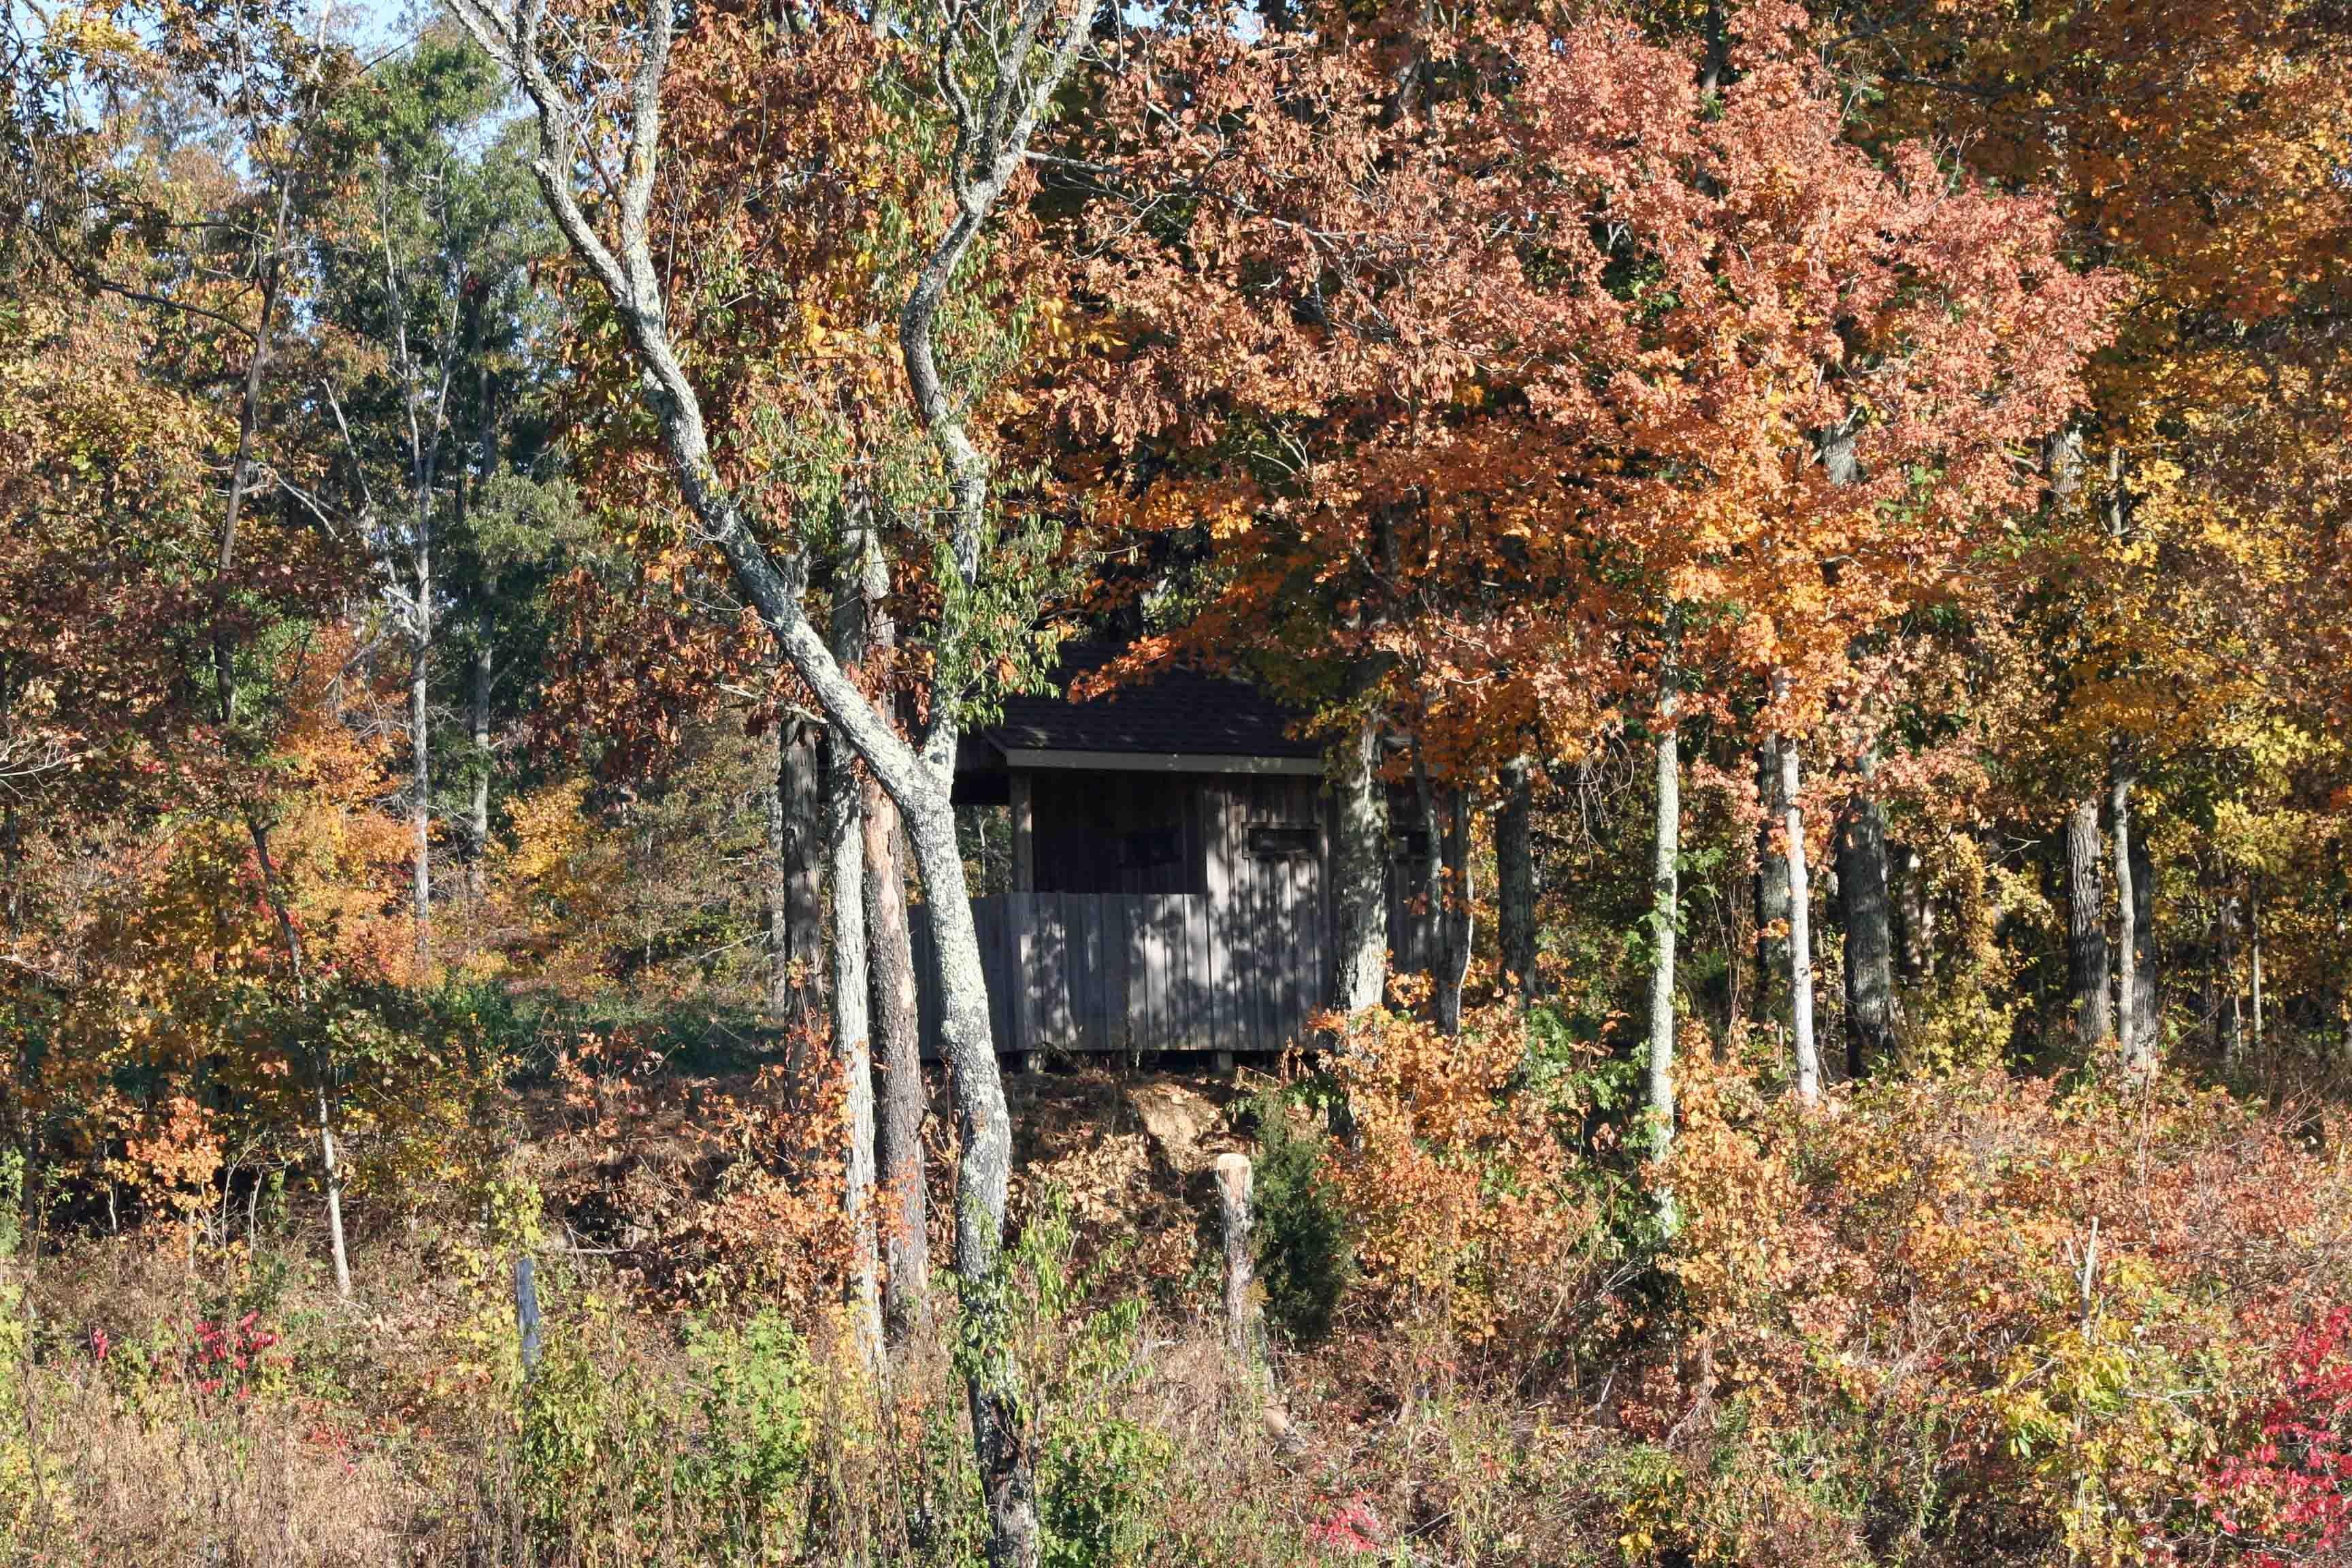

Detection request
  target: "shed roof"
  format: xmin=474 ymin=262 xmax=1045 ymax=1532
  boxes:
xmin=966 ymin=642 xmax=1322 ymax=775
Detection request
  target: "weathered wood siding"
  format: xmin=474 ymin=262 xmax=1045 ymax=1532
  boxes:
xmin=911 ymin=889 xmax=1333 ymax=1058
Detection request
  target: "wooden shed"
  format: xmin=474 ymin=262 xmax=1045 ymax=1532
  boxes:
xmin=910 ymin=645 xmax=1366 ymax=1062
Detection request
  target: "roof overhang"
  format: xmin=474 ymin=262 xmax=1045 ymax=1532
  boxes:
xmin=1000 ymin=747 xmax=1324 ymax=777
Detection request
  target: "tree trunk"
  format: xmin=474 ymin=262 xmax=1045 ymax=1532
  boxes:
xmin=1647 ymin=714 xmax=1680 ymax=1192
xmin=865 ymin=780 xmax=927 ymax=1339
xmin=2219 ymin=888 xmax=2246 ymax=1064
xmin=1411 ymin=745 xmax=1444 ymax=1013
xmin=1838 ymin=779 xmax=1898 ymax=1077
xmin=2129 ymin=825 xmax=2157 ymax=1052
xmin=2251 ymin=877 xmax=2266 ymax=1059
xmin=468 ymin=641 xmax=492 ymax=899
xmin=1754 ymin=737 xmax=1790 ymax=1028
xmin=446 ymin=0 xmax=1091 ymax=1548
xmin=2065 ymin=796 xmax=2113 ymax=1049
xmin=1411 ymin=749 xmax=1469 ymax=1035
xmin=315 ymin=1073 xmax=351 ymax=1300
xmin=1496 ymin=757 xmax=1536 ymax=1000
xmin=1781 ymin=737 xmax=1819 ymax=1101
xmin=770 ymin=721 xmax=825 ymax=1022
xmin=901 ymin=798 xmax=1028 ymax=1556
xmin=1330 ymin=715 xmax=1388 ymax=1014
xmin=823 ymin=728 xmax=883 ymax=1363
xmin=1437 ymin=787 xmax=1472 ymax=1032
xmin=1895 ymin=843 xmax=1934 ymax=986
xmin=855 ymin=523 xmax=927 ymax=1341
xmin=2111 ymin=773 xmax=2152 ymax=1075
xmin=410 ymin=621 xmax=431 ymax=965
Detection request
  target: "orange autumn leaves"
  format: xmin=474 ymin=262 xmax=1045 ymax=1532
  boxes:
xmin=1060 ymin=3 xmax=2116 ymax=764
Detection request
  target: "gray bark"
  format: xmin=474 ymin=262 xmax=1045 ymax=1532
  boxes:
xmin=410 ymin=624 xmax=431 ymax=962
xmin=1895 ymin=843 xmax=1933 ymax=985
xmin=1754 ymin=738 xmax=1790 ymax=1025
xmin=2066 ymin=796 xmax=2114 ymax=1049
xmin=468 ymin=641 xmax=492 ymax=899
xmin=823 ymin=725 xmax=883 ymax=1360
xmin=866 ymin=781 xmax=928 ymax=1339
xmin=1837 ymin=779 xmax=1898 ymax=1077
xmin=1647 ymin=715 xmax=1680 ymax=1181
xmin=316 ymin=1082 xmax=350 ymax=1300
xmin=1411 ymin=748 xmax=1469 ymax=1034
xmin=1781 ymin=737 xmax=1818 ymax=1101
xmin=2111 ymin=773 xmax=2151 ymax=1075
xmin=2129 ymin=826 xmax=2157 ymax=1051
xmin=1330 ymin=716 xmax=1388 ymax=1014
xmin=771 ymin=721 xmax=825 ymax=1022
xmin=860 ymin=537 xmax=928 ymax=1340
xmin=1496 ymin=757 xmax=1537 ymax=998
xmin=1437 ymin=787 xmax=1472 ymax=1033
xmin=826 ymin=572 xmax=883 ymax=1360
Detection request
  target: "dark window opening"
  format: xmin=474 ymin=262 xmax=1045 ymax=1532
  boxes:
xmin=1390 ymin=827 xmax=1432 ymax=860
xmin=1248 ymin=824 xmax=1318 ymax=859
xmin=1120 ymin=828 xmax=1181 ymax=869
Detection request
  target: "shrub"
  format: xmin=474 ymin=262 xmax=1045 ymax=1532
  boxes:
xmin=2203 ymin=1304 xmax=2352 ymax=1565
xmin=1322 ymin=1007 xmax=1607 ymax=1355
xmin=1246 ymin=1089 xmax=1354 ymax=1344
xmin=683 ymin=1309 xmax=816 ymax=1551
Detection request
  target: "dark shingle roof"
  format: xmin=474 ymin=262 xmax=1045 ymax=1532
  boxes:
xmin=975 ymin=642 xmax=1318 ymax=760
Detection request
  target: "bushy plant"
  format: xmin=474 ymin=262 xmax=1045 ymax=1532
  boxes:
xmin=683 ymin=1309 xmax=816 ymax=1551
xmin=1009 ymin=1190 xmax=1177 ymax=1567
xmin=1244 ymin=1087 xmax=1355 ymax=1344
xmin=1322 ymin=1007 xmax=1608 ymax=1354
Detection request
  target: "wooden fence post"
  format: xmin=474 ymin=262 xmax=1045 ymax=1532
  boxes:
xmin=512 ymin=1252 xmax=542 ymax=1377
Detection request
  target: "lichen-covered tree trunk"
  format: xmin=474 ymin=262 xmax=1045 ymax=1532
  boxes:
xmin=823 ymin=729 xmax=882 ymax=1362
xmin=1838 ymin=783 xmax=1899 ymax=1077
xmin=1781 ymin=737 xmax=1819 ymax=1100
xmin=864 ymin=781 xmax=928 ymax=1339
xmin=1647 ymin=715 xmax=1680 ymax=1194
xmin=859 ymin=532 xmax=928 ymax=1341
xmin=2066 ymin=796 xmax=2114 ymax=1049
xmin=770 ymin=721 xmax=825 ymax=1023
xmin=1496 ymin=757 xmax=1536 ymax=999
xmin=1330 ymin=716 xmax=1388 ymax=1015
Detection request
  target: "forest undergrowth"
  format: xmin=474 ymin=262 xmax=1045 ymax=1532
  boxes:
xmin=10 ymin=1008 xmax=2352 ymax=1568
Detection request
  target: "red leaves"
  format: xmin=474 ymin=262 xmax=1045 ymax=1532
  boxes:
xmin=2206 ymin=1306 xmax=2352 ymax=1564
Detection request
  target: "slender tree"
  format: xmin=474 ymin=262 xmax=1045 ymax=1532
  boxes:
xmin=447 ymin=1 xmax=1092 ymax=1555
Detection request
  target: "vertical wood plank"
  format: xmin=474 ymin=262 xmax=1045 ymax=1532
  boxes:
xmin=1011 ymin=775 xmax=1034 ymax=893
xmin=1140 ymin=895 xmax=1164 ymax=1051
xmin=1083 ymin=895 xmax=1107 ymax=1052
